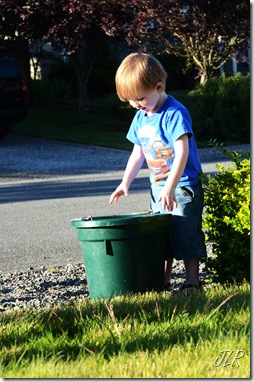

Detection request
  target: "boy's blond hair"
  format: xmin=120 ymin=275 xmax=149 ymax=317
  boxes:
xmin=115 ymin=52 xmax=168 ymax=102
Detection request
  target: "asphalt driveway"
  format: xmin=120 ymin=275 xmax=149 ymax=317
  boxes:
xmin=0 ymin=133 xmax=250 ymax=273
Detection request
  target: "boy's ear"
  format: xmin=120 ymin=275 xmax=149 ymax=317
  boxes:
xmin=156 ymin=82 xmax=164 ymax=92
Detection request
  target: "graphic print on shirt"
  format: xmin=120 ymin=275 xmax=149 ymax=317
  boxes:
xmin=138 ymin=125 xmax=174 ymax=183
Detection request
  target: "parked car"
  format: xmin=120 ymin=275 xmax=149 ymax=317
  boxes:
xmin=0 ymin=46 xmax=28 ymax=139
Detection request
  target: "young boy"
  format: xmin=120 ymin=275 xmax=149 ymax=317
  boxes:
xmin=109 ymin=52 xmax=207 ymax=293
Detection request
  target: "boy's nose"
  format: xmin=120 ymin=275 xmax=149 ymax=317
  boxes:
xmin=130 ymin=100 xmax=140 ymax=109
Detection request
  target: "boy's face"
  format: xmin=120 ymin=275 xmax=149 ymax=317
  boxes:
xmin=128 ymin=82 xmax=164 ymax=115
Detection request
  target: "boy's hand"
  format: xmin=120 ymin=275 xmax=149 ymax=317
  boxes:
xmin=157 ymin=187 xmax=178 ymax=212
xmin=109 ymin=183 xmax=129 ymax=204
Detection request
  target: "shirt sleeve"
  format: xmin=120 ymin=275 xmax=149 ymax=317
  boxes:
xmin=126 ymin=112 xmax=142 ymax=145
xmin=166 ymin=108 xmax=193 ymax=143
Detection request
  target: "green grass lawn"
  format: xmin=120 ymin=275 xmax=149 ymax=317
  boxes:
xmin=11 ymin=103 xmax=133 ymax=151
xmin=7 ymin=91 xmax=250 ymax=378
xmin=0 ymin=282 xmax=250 ymax=378
xmin=10 ymin=91 xmax=197 ymax=151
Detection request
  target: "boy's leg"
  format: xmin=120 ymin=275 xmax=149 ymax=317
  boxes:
xmin=167 ymin=184 xmax=206 ymax=289
xmin=150 ymin=184 xmax=207 ymax=291
xmin=184 ymin=258 xmax=200 ymax=285
xmin=164 ymin=258 xmax=173 ymax=286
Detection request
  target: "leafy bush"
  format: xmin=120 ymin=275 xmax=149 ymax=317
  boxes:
xmin=189 ymin=73 xmax=250 ymax=144
xmin=200 ymin=142 xmax=250 ymax=284
xmin=32 ymin=78 xmax=73 ymax=105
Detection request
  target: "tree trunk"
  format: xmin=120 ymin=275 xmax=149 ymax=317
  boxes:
xmin=71 ymin=28 xmax=105 ymax=123
xmin=200 ymin=72 xmax=208 ymax=85
xmin=72 ymin=56 xmax=93 ymax=123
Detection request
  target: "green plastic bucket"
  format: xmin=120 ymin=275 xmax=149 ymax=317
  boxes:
xmin=71 ymin=212 xmax=171 ymax=299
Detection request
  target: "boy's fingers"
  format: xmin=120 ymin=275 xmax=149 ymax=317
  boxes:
xmin=109 ymin=189 xmax=126 ymax=204
xmin=109 ymin=192 xmax=117 ymax=204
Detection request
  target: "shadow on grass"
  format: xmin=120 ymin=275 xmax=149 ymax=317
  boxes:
xmin=1 ymin=285 xmax=250 ymax=366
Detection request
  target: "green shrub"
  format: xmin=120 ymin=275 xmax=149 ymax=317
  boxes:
xmin=32 ymin=78 xmax=73 ymax=105
xmin=200 ymin=142 xmax=250 ymax=284
xmin=189 ymin=73 xmax=250 ymax=144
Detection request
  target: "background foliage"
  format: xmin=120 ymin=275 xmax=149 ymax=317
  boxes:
xmin=0 ymin=0 xmax=250 ymax=120
xmin=201 ymin=143 xmax=250 ymax=284
xmin=189 ymin=73 xmax=250 ymax=144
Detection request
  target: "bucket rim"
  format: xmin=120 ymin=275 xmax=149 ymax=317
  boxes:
xmin=71 ymin=211 xmax=171 ymax=228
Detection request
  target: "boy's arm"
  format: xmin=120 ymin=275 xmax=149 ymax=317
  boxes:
xmin=158 ymin=134 xmax=189 ymax=211
xmin=109 ymin=144 xmax=145 ymax=204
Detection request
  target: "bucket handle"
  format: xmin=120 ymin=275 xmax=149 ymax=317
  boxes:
xmin=82 ymin=215 xmax=93 ymax=221
xmin=81 ymin=211 xmax=154 ymax=222
xmin=105 ymin=239 xmax=114 ymax=256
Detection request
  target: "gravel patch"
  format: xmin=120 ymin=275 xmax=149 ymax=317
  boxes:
xmin=0 ymin=133 xmax=131 ymax=182
xmin=0 ymin=263 xmax=88 ymax=312
xmin=0 ymin=133 xmax=250 ymax=182
xmin=0 ymin=258 xmax=208 ymax=313
xmin=198 ymin=143 xmax=250 ymax=162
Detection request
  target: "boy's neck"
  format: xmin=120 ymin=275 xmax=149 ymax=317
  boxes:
xmin=147 ymin=92 xmax=168 ymax=116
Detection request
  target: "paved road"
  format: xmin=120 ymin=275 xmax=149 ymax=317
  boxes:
xmin=0 ymin=133 xmax=250 ymax=274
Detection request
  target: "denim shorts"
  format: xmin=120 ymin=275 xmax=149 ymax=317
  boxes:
xmin=150 ymin=183 xmax=207 ymax=261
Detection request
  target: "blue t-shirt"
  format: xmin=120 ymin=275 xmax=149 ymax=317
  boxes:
xmin=126 ymin=95 xmax=202 ymax=187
